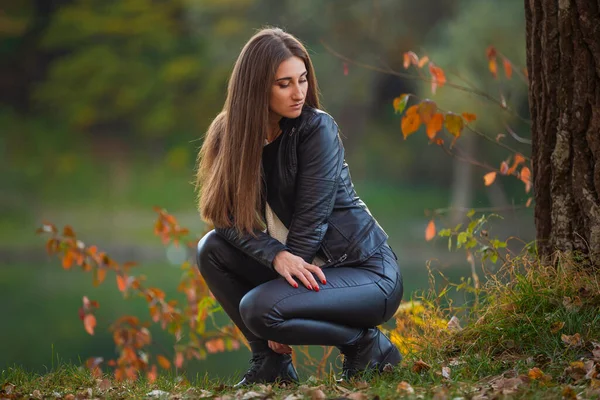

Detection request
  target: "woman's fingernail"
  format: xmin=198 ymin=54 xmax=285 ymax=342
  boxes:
xmin=293 ymin=283 xmax=298 ymax=288
xmin=308 ymin=285 xmax=313 ymax=290
xmin=322 ymin=279 xmax=327 ymax=284
xmin=314 ymin=286 xmax=319 ymax=292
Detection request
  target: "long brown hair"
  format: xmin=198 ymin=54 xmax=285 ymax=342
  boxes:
xmin=195 ymin=27 xmax=320 ymax=234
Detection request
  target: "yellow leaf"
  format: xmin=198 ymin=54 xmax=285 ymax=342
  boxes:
xmin=84 ymin=314 xmax=96 ymax=335
xmin=461 ymin=112 xmax=477 ymax=123
xmin=426 ymin=113 xmax=444 ymax=140
xmin=483 ymin=172 xmax=497 ymax=186
xmin=528 ymin=367 xmax=544 ymax=380
xmin=425 ymin=220 xmax=436 ymax=241
xmin=393 ymin=94 xmax=410 ymax=114
xmin=157 ymin=355 xmax=171 ymax=369
xmin=550 ymin=321 xmax=565 ymax=333
xmin=489 ymin=58 xmax=498 ymax=78
xmin=401 ymin=106 xmax=421 ymax=139
xmin=444 ymin=113 xmax=464 ymax=138
xmin=418 ymin=100 xmax=437 ymax=124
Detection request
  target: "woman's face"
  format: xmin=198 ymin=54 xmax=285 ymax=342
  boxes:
xmin=269 ymin=56 xmax=308 ymax=120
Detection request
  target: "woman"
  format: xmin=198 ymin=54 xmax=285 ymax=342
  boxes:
xmin=195 ymin=27 xmax=403 ymax=386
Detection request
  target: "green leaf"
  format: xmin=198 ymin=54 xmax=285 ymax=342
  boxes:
xmin=438 ymin=228 xmax=452 ymax=237
xmin=492 ymin=239 xmax=507 ymax=248
xmin=490 ymin=252 xmax=498 ymax=264
xmin=448 ymin=237 xmax=453 ymax=251
xmin=467 ymin=209 xmax=476 ymax=218
xmin=393 ymin=94 xmax=410 ymax=114
xmin=457 ymin=232 xmax=468 ymax=248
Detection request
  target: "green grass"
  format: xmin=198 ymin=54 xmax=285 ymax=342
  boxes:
xmin=3 ymin=253 xmax=599 ymax=399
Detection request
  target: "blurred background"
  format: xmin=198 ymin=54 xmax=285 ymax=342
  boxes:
xmin=1 ymin=0 xmax=532 ymax=380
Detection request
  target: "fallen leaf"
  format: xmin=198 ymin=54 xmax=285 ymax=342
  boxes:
xmin=561 ymin=385 xmax=578 ymax=400
xmin=447 ymin=316 xmax=462 ymax=331
xmin=491 ymin=376 xmax=525 ymax=395
xmin=483 ymin=172 xmax=497 ymax=186
xmin=412 ymin=359 xmax=432 ymax=373
xmin=97 ymin=379 xmax=111 ymax=392
xmin=563 ymin=296 xmax=583 ymax=312
xmin=347 ymin=392 xmax=368 ymax=400
xmin=307 ymin=388 xmax=326 ymax=400
xmin=550 ymin=321 xmax=565 ymax=333
xmin=425 ymin=220 xmax=436 ymax=241
xmin=528 ymin=367 xmax=551 ymax=382
xmin=562 ymin=333 xmax=583 ymax=347
xmin=565 ymin=361 xmax=588 ymax=382
xmin=442 ymin=366 xmax=451 ymax=379
xmin=396 ymin=381 xmax=415 ymax=395
xmin=146 ymin=390 xmax=170 ymax=399
xmin=592 ymin=342 xmax=600 ymax=361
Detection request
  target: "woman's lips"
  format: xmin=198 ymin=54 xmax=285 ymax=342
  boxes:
xmin=291 ymin=103 xmax=303 ymax=109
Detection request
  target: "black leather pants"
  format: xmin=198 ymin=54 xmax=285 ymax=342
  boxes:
xmin=196 ymin=230 xmax=403 ymax=348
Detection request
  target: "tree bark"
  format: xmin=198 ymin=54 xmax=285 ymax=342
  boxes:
xmin=525 ymin=0 xmax=600 ymax=267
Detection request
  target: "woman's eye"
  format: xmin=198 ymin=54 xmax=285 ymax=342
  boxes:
xmin=279 ymin=84 xmax=289 ymax=88
xmin=299 ymin=79 xmax=307 ymax=83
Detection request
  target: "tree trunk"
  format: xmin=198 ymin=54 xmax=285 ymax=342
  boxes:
xmin=525 ymin=0 xmax=600 ymax=267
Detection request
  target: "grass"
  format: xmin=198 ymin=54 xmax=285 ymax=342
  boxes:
xmin=3 ymin=252 xmax=600 ymax=399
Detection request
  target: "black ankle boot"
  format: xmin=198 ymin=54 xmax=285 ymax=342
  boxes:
xmin=338 ymin=328 xmax=402 ymax=381
xmin=234 ymin=350 xmax=299 ymax=387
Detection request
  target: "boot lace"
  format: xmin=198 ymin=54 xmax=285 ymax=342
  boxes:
xmin=244 ymin=353 xmax=267 ymax=380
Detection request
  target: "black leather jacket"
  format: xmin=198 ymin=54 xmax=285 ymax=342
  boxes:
xmin=215 ymin=107 xmax=390 ymax=269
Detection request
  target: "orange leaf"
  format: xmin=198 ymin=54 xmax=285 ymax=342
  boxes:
xmin=489 ymin=59 xmax=498 ymax=78
xmin=507 ymin=153 xmax=526 ymax=175
xmin=520 ymin=167 xmax=532 ymax=193
xmin=147 ymin=365 xmax=157 ymax=384
xmin=434 ymin=138 xmax=444 ymax=146
xmin=63 ymin=225 xmax=76 ymax=238
xmin=96 ymin=268 xmax=107 ymax=286
xmin=526 ymin=197 xmax=533 ymax=207
xmin=426 ymin=113 xmax=444 ymax=140
xmin=500 ymin=161 xmax=509 ymax=175
xmin=428 ymin=63 xmax=446 ymax=94
xmin=403 ymin=51 xmax=419 ymax=69
xmin=418 ymin=100 xmax=437 ymax=124
xmin=401 ymin=106 xmax=421 ymax=139
xmin=503 ymin=58 xmax=513 ymax=79
xmin=117 ymin=275 xmax=128 ymax=292
xmin=84 ymin=314 xmax=96 ymax=335
xmin=528 ymin=367 xmax=545 ymax=380
xmin=425 ymin=220 xmax=436 ymax=241
xmin=417 ymin=56 xmax=429 ymax=68
xmin=444 ymin=113 xmax=464 ymax=138
xmin=393 ymin=94 xmax=410 ymax=114
xmin=175 ymin=352 xmax=184 ymax=369
xmin=483 ymin=172 xmax=497 ymax=186
xmin=461 ymin=112 xmax=477 ymax=123
xmin=157 ymin=355 xmax=171 ymax=369
xmin=63 ymin=250 xmax=74 ymax=270
xmin=486 ymin=46 xmax=497 ymax=59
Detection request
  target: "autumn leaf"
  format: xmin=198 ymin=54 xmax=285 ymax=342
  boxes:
xmin=528 ymin=367 xmax=544 ymax=380
xmin=343 ymin=62 xmax=349 ymax=76
xmin=84 ymin=314 xmax=96 ymax=335
xmin=520 ymin=167 xmax=532 ymax=193
xmin=503 ymin=58 xmax=513 ymax=79
xmin=461 ymin=112 xmax=477 ymax=123
xmin=95 ymin=268 xmax=107 ymax=286
xmin=486 ymin=45 xmax=497 ymax=59
xmin=426 ymin=113 xmax=444 ymax=140
xmin=484 ymin=172 xmax=497 ymax=186
xmin=489 ymin=59 xmax=498 ymax=78
xmin=63 ymin=225 xmax=76 ymax=238
xmin=425 ymin=220 xmax=436 ymax=241
xmin=117 ymin=274 xmax=128 ymax=292
xmin=444 ymin=113 xmax=464 ymax=138
xmin=147 ymin=365 xmax=158 ymax=384
xmin=417 ymin=56 xmax=429 ymax=68
xmin=175 ymin=352 xmax=184 ymax=369
xmin=507 ymin=153 xmax=526 ymax=175
xmin=412 ymin=359 xmax=432 ymax=373
xmin=429 ymin=63 xmax=446 ymax=94
xmin=418 ymin=100 xmax=437 ymax=124
xmin=500 ymin=161 xmax=509 ymax=175
xmin=401 ymin=105 xmax=421 ymax=139
xmin=396 ymin=382 xmax=415 ymax=395
xmin=447 ymin=316 xmax=462 ymax=331
xmin=550 ymin=321 xmax=565 ymax=333
xmin=393 ymin=94 xmax=410 ymax=114
xmin=63 ymin=249 xmax=74 ymax=270
xmin=157 ymin=355 xmax=171 ymax=369
xmin=561 ymin=333 xmax=583 ymax=347
xmin=526 ymin=197 xmax=533 ymax=207
xmin=403 ymin=51 xmax=419 ymax=69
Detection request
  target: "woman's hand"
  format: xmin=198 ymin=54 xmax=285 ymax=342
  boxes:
xmin=268 ymin=340 xmax=292 ymax=354
xmin=273 ymin=251 xmax=326 ymax=290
